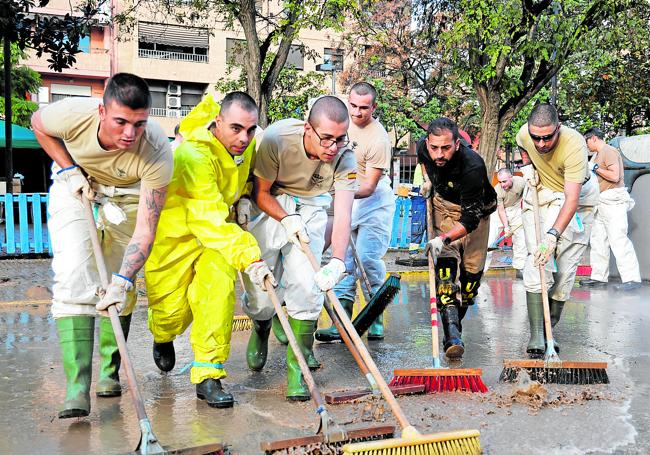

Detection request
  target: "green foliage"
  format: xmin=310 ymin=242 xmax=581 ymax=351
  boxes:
xmin=0 ymin=43 xmax=41 ymax=127
xmin=0 ymin=97 xmax=39 ymax=128
xmin=216 ymin=54 xmax=326 ymax=124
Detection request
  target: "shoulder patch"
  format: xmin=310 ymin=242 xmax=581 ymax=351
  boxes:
xmin=347 ymin=171 xmax=357 ymax=180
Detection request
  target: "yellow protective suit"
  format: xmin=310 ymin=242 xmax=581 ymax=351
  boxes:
xmin=145 ymin=95 xmax=261 ymax=384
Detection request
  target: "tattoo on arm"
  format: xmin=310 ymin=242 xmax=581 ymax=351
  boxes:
xmin=119 ymin=187 xmax=168 ymax=279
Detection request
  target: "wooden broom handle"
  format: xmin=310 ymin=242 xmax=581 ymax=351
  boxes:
xmin=81 ymin=196 xmax=149 ymax=422
xmin=264 ymin=278 xmax=327 ymax=410
xmin=529 ymin=173 xmax=555 ymax=344
xmin=301 ymin=242 xmax=414 ymax=431
xmin=425 ymin=197 xmax=441 ymax=362
xmin=350 ymin=236 xmax=375 ymax=299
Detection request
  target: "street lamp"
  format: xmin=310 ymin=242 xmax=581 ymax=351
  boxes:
xmin=316 ymin=59 xmax=337 ymax=95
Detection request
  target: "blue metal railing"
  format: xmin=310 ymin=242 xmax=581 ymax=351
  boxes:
xmin=0 ymin=193 xmax=50 ymax=255
xmin=389 ymin=196 xmax=428 ymax=249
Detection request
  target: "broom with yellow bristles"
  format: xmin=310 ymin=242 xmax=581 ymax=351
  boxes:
xmin=300 ymin=241 xmax=482 ymax=455
xmin=500 ymin=171 xmax=608 ymax=384
xmin=390 ymin=197 xmax=488 ymax=393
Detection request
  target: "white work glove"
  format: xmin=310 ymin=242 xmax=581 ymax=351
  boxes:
xmin=503 ymin=226 xmax=512 ymax=238
xmin=314 ymin=258 xmax=346 ymax=292
xmin=421 ymin=180 xmax=432 ymax=198
xmin=236 ymin=197 xmax=252 ymax=228
xmin=589 ymin=161 xmax=599 ymax=173
xmin=96 ymin=273 xmax=134 ymax=316
xmin=534 ymin=233 xmax=558 ymax=267
xmin=424 ymin=236 xmax=446 ymax=261
xmin=280 ymin=214 xmax=310 ymax=247
xmin=57 ymin=165 xmax=94 ymax=200
xmin=245 ymin=260 xmax=277 ymax=291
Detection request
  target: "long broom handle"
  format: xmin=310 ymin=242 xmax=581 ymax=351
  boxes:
xmin=264 ymin=278 xmax=327 ymax=411
xmin=301 ymin=242 xmax=415 ymax=432
xmin=529 ymin=173 xmax=555 ymax=345
xmin=425 ymin=197 xmax=441 ymax=366
xmin=350 ymin=237 xmax=375 ymax=300
xmin=82 ymin=197 xmax=149 ymax=423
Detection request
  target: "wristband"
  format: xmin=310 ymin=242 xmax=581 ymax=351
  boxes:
xmin=113 ymin=273 xmax=134 ymax=284
xmin=57 ymin=164 xmax=78 ymax=175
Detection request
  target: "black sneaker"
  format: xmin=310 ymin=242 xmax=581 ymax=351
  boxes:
xmin=153 ymin=341 xmax=175 ymax=372
xmin=196 ymin=379 xmax=234 ymax=408
xmin=579 ymin=279 xmax=607 ymax=288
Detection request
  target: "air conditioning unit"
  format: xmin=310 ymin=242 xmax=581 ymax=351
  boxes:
xmin=166 ymin=95 xmax=181 ymax=109
xmin=167 ymin=83 xmax=181 ymax=96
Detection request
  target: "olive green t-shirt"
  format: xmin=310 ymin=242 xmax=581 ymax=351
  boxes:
xmin=594 ymin=143 xmax=625 ymax=192
xmin=41 ymin=97 xmax=173 ymax=189
xmin=516 ymin=124 xmax=588 ymax=193
xmin=496 ymin=175 xmax=525 ymax=208
xmin=254 ymin=118 xmax=358 ymax=197
xmin=348 ymin=118 xmax=392 ymax=178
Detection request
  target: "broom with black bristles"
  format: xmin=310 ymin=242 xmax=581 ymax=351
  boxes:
xmin=500 ymin=171 xmax=608 ymax=385
xmin=390 ymin=196 xmax=488 ymax=393
xmin=300 ymin=242 xmax=482 ymax=455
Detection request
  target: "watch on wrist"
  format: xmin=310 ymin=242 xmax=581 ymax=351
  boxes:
xmin=547 ymin=228 xmax=561 ymax=240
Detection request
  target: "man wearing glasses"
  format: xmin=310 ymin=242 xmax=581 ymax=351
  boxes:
xmin=241 ymin=96 xmax=357 ymax=400
xmin=418 ymin=117 xmax=497 ymax=359
xmin=316 ymin=82 xmax=396 ymax=341
xmin=516 ymin=103 xmax=599 ymax=357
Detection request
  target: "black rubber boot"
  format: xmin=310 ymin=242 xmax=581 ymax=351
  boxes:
xmin=315 ymin=298 xmax=353 ymax=342
xmin=441 ymin=305 xmax=464 ymax=359
xmin=286 ymin=317 xmax=316 ymax=401
xmin=526 ymin=292 xmax=545 ymax=357
xmin=56 ymin=316 xmax=94 ymax=419
xmin=367 ymin=313 xmax=384 ymax=340
xmin=196 ymin=378 xmax=234 ymax=408
xmin=272 ymin=314 xmax=288 ymax=345
xmin=247 ymin=318 xmax=272 ymax=371
xmin=96 ymin=315 xmax=131 ymax=397
xmin=153 ymin=341 xmax=175 ymax=372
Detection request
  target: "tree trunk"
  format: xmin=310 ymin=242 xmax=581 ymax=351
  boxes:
xmin=477 ymin=91 xmax=502 ymax=175
xmin=238 ymin=0 xmax=262 ymax=119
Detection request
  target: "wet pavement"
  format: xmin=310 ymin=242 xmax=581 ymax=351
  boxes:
xmin=1 ymin=264 xmax=649 ymax=454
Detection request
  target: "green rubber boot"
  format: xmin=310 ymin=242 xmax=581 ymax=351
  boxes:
xmin=286 ymin=317 xmax=316 ymax=401
xmin=526 ymin=292 xmax=545 ymax=357
xmin=367 ymin=313 xmax=384 ymax=340
xmin=314 ymin=298 xmax=353 ymax=341
xmin=56 ymin=316 xmax=94 ymax=419
xmin=272 ymin=314 xmax=288 ymax=345
xmin=548 ymin=298 xmax=564 ymax=353
xmin=247 ymin=318 xmax=272 ymax=371
xmin=96 ymin=315 xmax=131 ymax=397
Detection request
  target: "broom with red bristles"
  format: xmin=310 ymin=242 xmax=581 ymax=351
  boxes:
xmin=390 ymin=197 xmax=487 ymax=393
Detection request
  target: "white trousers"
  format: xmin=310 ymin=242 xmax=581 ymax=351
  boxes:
xmin=242 ymin=193 xmax=329 ymax=321
xmin=486 ymin=204 xmax=526 ymax=270
xmin=590 ymin=188 xmax=641 ymax=283
xmin=48 ymin=179 xmax=138 ymax=318
xmin=522 ymin=177 xmax=598 ymax=301
xmin=334 ymin=177 xmax=395 ymax=302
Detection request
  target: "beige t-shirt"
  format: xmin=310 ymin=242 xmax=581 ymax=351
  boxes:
xmin=516 ymin=124 xmax=588 ymax=193
xmin=254 ymin=118 xmax=358 ymax=197
xmin=496 ymin=175 xmax=525 ymax=208
xmin=594 ymin=143 xmax=624 ymax=192
xmin=41 ymin=97 xmax=173 ymax=189
xmin=348 ymin=118 xmax=392 ymax=179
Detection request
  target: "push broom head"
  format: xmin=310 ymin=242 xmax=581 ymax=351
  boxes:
xmin=232 ymin=315 xmax=253 ymax=332
xmin=500 ymin=360 xmax=609 ymax=384
xmin=390 ymin=368 xmax=488 ymax=393
xmin=260 ymin=425 xmax=395 ymax=454
xmin=342 ymin=427 xmax=482 ymax=455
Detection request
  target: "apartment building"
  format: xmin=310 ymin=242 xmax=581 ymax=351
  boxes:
xmin=24 ymin=0 xmax=348 ymax=136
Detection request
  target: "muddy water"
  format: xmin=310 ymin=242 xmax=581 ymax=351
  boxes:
xmin=0 ymin=275 xmax=648 ymax=454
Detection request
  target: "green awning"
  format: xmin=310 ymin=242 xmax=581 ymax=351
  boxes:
xmin=0 ymin=120 xmax=41 ymax=149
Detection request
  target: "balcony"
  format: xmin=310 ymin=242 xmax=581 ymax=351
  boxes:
xmin=150 ymin=108 xmax=193 ymax=118
xmin=138 ymin=49 xmax=208 ymax=63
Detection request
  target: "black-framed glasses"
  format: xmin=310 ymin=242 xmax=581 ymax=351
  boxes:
xmin=529 ymin=124 xmax=560 ymax=143
xmin=309 ymin=123 xmax=349 ymax=149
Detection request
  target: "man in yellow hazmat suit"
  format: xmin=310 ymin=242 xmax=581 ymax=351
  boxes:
xmin=145 ymin=92 xmax=275 ymax=408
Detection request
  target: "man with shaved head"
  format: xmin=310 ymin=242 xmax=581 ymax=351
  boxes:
xmin=516 ymin=103 xmax=598 ymax=357
xmin=495 ymin=167 xmax=526 ymax=275
xmin=242 ymin=96 xmax=358 ymax=401
xmin=145 ymin=92 xmax=273 ymax=409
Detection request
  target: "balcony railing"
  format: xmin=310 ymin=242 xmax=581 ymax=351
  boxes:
xmin=138 ymin=48 xmax=208 ymax=63
xmin=150 ymin=108 xmax=193 ymax=118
